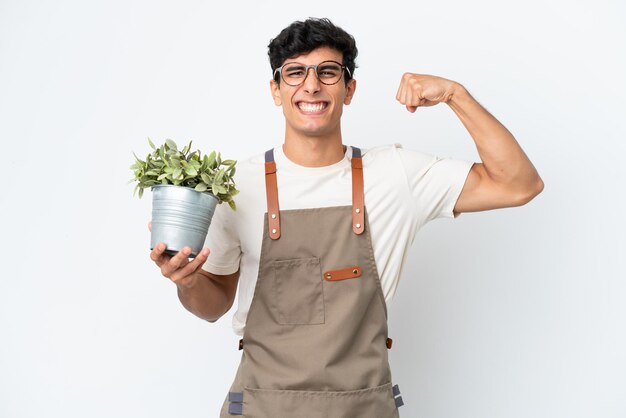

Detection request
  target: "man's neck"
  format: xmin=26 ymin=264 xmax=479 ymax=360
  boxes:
xmin=282 ymin=132 xmax=346 ymax=168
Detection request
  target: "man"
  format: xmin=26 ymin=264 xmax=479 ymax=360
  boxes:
xmin=150 ymin=17 xmax=543 ymax=417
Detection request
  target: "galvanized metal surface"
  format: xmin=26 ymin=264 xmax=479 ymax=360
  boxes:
xmin=150 ymin=184 xmax=218 ymax=258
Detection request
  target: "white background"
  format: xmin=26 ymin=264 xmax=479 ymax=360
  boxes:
xmin=1 ymin=1 xmax=625 ymax=417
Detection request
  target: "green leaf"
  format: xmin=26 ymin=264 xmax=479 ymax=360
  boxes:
xmin=195 ymin=183 xmax=208 ymax=192
xmin=169 ymin=157 xmax=181 ymax=168
xmin=173 ymin=168 xmax=182 ymax=180
xmin=201 ymin=173 xmax=211 ymax=183
xmin=184 ymin=166 xmax=198 ymax=176
xmin=222 ymin=159 xmax=236 ymax=166
xmin=207 ymin=151 xmax=216 ymax=168
xmin=138 ymin=187 xmax=144 ymax=198
xmin=165 ymin=138 xmax=177 ymax=150
xmin=148 ymin=138 xmax=156 ymax=149
xmin=228 ymin=200 xmax=236 ymax=210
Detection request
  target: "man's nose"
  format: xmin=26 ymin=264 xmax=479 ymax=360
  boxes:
xmin=302 ymin=67 xmax=321 ymax=92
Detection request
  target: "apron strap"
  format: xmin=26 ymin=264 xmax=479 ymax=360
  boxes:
xmin=264 ymin=149 xmax=281 ymax=240
xmin=351 ymin=146 xmax=365 ymax=235
xmin=264 ymin=146 xmax=365 ymax=240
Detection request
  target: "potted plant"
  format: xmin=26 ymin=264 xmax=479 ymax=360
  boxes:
xmin=130 ymin=138 xmax=239 ymax=258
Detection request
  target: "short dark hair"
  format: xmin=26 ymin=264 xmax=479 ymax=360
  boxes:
xmin=268 ymin=17 xmax=358 ymax=86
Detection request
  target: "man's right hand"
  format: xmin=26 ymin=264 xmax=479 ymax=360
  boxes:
xmin=148 ymin=222 xmax=210 ymax=289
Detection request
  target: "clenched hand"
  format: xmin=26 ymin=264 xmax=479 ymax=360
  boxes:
xmin=396 ymin=73 xmax=460 ymax=112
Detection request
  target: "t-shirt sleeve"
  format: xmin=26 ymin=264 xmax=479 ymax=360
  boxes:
xmin=201 ymin=201 xmax=241 ymax=275
xmin=396 ymin=145 xmax=474 ymax=222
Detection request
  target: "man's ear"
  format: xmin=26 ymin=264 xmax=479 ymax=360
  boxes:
xmin=270 ymin=79 xmax=282 ymax=106
xmin=344 ymin=78 xmax=357 ymax=105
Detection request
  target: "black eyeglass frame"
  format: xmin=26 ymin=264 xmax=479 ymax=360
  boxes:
xmin=273 ymin=60 xmax=352 ymax=86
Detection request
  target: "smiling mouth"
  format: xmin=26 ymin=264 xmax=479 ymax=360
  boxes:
xmin=296 ymin=101 xmax=328 ymax=114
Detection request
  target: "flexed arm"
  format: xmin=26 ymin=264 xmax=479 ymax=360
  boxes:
xmin=396 ymin=73 xmax=544 ymax=215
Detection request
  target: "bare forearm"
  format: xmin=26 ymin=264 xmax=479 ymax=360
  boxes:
xmin=447 ymin=85 xmax=543 ymax=191
xmin=176 ymin=271 xmax=231 ymax=322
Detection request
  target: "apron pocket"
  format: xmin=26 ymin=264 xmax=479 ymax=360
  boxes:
xmin=243 ymin=382 xmax=398 ymax=418
xmin=273 ymin=257 xmax=324 ymax=325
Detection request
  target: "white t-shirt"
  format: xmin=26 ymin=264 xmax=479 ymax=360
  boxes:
xmin=203 ymin=143 xmax=474 ymax=336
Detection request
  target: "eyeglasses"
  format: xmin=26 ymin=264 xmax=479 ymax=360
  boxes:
xmin=273 ymin=60 xmax=351 ymax=86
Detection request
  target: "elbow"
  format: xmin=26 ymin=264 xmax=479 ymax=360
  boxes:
xmin=536 ymin=177 xmax=545 ymax=195
xmin=206 ymin=311 xmax=224 ymax=323
xmin=517 ymin=176 xmax=544 ymax=205
xmin=206 ymin=307 xmax=229 ymax=324
xmin=206 ymin=299 xmax=235 ymax=324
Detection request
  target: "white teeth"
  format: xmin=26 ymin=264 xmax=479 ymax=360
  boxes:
xmin=298 ymin=102 xmax=327 ymax=112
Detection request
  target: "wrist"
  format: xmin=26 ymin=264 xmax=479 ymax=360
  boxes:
xmin=447 ymin=83 xmax=473 ymax=114
xmin=447 ymin=82 xmax=467 ymax=102
xmin=175 ymin=272 xmax=201 ymax=292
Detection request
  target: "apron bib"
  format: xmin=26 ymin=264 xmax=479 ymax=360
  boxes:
xmin=220 ymin=147 xmax=404 ymax=417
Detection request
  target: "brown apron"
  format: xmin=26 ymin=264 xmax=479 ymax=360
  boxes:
xmin=220 ymin=147 xmax=404 ymax=417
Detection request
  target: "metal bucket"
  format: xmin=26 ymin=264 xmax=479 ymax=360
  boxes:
xmin=150 ymin=184 xmax=219 ymax=258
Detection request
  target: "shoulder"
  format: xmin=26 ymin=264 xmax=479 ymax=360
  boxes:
xmin=360 ymin=143 xmax=403 ymax=160
xmin=359 ymin=143 xmax=438 ymax=171
xmin=234 ymin=150 xmax=266 ymax=177
xmin=226 ymin=150 xmax=268 ymax=195
xmin=220 ymin=150 xmax=266 ymax=220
